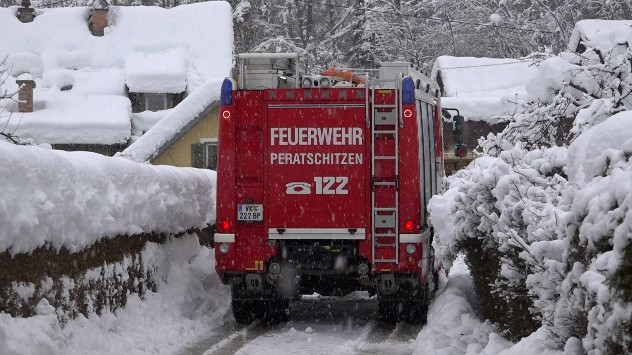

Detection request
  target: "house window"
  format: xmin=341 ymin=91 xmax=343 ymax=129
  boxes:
xmin=145 ymin=93 xmax=168 ymax=111
xmin=192 ymin=139 xmax=218 ymax=170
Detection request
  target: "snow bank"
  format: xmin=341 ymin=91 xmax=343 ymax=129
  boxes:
xmin=415 ymin=272 xmax=565 ymax=355
xmin=0 ymin=141 xmax=215 ymax=255
xmin=119 ymin=79 xmax=222 ymax=163
xmin=0 ymin=235 xmax=231 ymax=355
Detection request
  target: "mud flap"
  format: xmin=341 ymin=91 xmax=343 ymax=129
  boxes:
xmin=378 ymin=274 xmax=398 ymax=295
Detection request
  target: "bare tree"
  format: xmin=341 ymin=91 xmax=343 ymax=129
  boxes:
xmin=0 ymin=57 xmax=26 ymax=144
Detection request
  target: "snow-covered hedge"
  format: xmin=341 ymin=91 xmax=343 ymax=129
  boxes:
xmin=431 ymin=111 xmax=632 ymax=351
xmin=0 ymin=141 xmax=215 ymax=255
xmin=431 ymin=24 xmax=632 ymax=351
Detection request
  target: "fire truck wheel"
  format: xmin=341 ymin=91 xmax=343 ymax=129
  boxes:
xmin=262 ymin=299 xmax=289 ymax=324
xmin=378 ymin=300 xmax=400 ymax=323
xmin=232 ymin=300 xmax=256 ymax=324
xmin=404 ymin=301 xmax=428 ymax=325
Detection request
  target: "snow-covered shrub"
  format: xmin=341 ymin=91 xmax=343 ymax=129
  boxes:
xmin=431 ymin=144 xmax=571 ymax=341
xmin=435 ymin=24 xmax=632 ymax=350
xmin=561 ymin=113 xmax=632 ymax=353
xmin=432 ymin=112 xmax=632 ymax=351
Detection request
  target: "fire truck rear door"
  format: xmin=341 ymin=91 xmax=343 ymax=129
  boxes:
xmin=267 ymin=104 xmax=368 ymax=239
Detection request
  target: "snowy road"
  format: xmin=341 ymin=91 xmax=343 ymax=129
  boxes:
xmin=180 ymin=293 xmax=422 ymax=355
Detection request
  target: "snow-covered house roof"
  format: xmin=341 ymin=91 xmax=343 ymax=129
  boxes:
xmin=118 ymin=78 xmax=222 ymax=163
xmin=430 ymin=56 xmax=539 ymax=123
xmin=0 ymin=2 xmax=232 ymax=146
xmin=568 ymin=19 xmax=632 ymax=53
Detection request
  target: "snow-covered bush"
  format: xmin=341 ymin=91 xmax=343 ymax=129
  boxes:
xmin=560 ymin=113 xmax=632 ymax=353
xmin=431 ymin=144 xmax=571 ymax=340
xmin=432 ymin=27 xmax=632 ymax=350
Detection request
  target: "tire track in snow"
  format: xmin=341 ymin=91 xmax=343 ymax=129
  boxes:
xmin=200 ymin=322 xmax=274 ymax=355
xmin=182 ymin=294 xmax=423 ymax=355
xmin=357 ymin=322 xmax=424 ymax=354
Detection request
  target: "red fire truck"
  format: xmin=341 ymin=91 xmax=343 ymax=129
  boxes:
xmin=215 ymin=53 xmax=458 ymax=324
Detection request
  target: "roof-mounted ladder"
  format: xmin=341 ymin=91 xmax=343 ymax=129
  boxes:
xmin=371 ymin=76 xmax=402 ymax=266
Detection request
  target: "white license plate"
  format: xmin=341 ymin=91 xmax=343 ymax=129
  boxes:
xmin=237 ymin=204 xmax=263 ymax=222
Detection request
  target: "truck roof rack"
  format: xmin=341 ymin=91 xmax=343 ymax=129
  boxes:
xmin=237 ymin=53 xmax=300 ymax=90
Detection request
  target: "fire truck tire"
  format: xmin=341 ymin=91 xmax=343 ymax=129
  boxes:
xmin=378 ymin=300 xmax=400 ymax=323
xmin=404 ymin=302 xmax=428 ymax=325
xmin=262 ymin=299 xmax=290 ymax=324
xmin=232 ymin=300 xmax=256 ymax=324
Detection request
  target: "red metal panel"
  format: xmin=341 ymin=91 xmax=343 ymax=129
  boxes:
xmin=398 ymin=103 xmax=422 ymax=232
xmin=266 ymin=106 xmax=368 ymax=229
xmin=216 ymin=103 xmax=236 ymax=230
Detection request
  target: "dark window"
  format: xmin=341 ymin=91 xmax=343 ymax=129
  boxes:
xmin=205 ymin=142 xmax=218 ymax=170
xmin=145 ymin=93 xmax=168 ymax=111
xmin=191 ymin=140 xmax=218 ymax=170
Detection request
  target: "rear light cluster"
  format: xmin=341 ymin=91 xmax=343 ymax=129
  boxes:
xmin=405 ymin=220 xmax=415 ymax=232
xmin=217 ymin=220 xmax=231 ymax=232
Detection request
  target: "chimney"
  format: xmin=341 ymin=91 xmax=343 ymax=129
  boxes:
xmin=17 ymin=0 xmax=35 ymax=23
xmin=16 ymin=74 xmax=36 ymax=113
xmin=89 ymin=0 xmax=110 ymax=37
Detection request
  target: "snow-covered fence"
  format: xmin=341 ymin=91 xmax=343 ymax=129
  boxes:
xmin=0 ymin=141 xmax=215 ymax=321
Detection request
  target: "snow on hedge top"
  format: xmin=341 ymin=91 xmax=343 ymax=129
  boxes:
xmin=567 ymin=111 xmax=632 ymax=187
xmin=0 ymin=3 xmax=232 ymax=145
xmin=569 ymin=20 xmax=632 ymax=52
xmin=431 ymin=56 xmax=539 ymax=122
xmin=0 ymin=141 xmax=216 ymax=255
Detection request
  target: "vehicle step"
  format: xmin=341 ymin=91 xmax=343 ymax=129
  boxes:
xmin=373 ymin=156 xmax=397 ymax=160
xmin=373 ymin=181 xmax=396 ymax=186
xmin=373 ymin=130 xmax=396 ymax=134
xmin=374 ymin=258 xmax=397 ymax=263
xmin=374 ymin=208 xmax=396 ymax=211
xmin=375 ymin=243 xmax=396 ymax=247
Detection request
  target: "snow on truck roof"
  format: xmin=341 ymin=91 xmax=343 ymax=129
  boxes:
xmin=431 ymin=56 xmax=539 ymax=123
xmin=0 ymin=2 xmax=232 ymax=145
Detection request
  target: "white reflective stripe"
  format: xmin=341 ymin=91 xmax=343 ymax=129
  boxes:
xmin=400 ymin=230 xmax=431 ymax=244
xmin=268 ymin=228 xmax=366 ymax=240
xmin=399 ymin=233 xmax=422 ymax=243
xmin=214 ymin=233 xmax=235 ymax=243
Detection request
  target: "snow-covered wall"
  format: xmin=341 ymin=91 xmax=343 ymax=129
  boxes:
xmin=0 ymin=141 xmax=216 ymax=255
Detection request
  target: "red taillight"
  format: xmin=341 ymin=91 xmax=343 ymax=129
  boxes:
xmin=405 ymin=220 xmax=415 ymax=232
xmin=217 ymin=220 xmax=230 ymax=232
